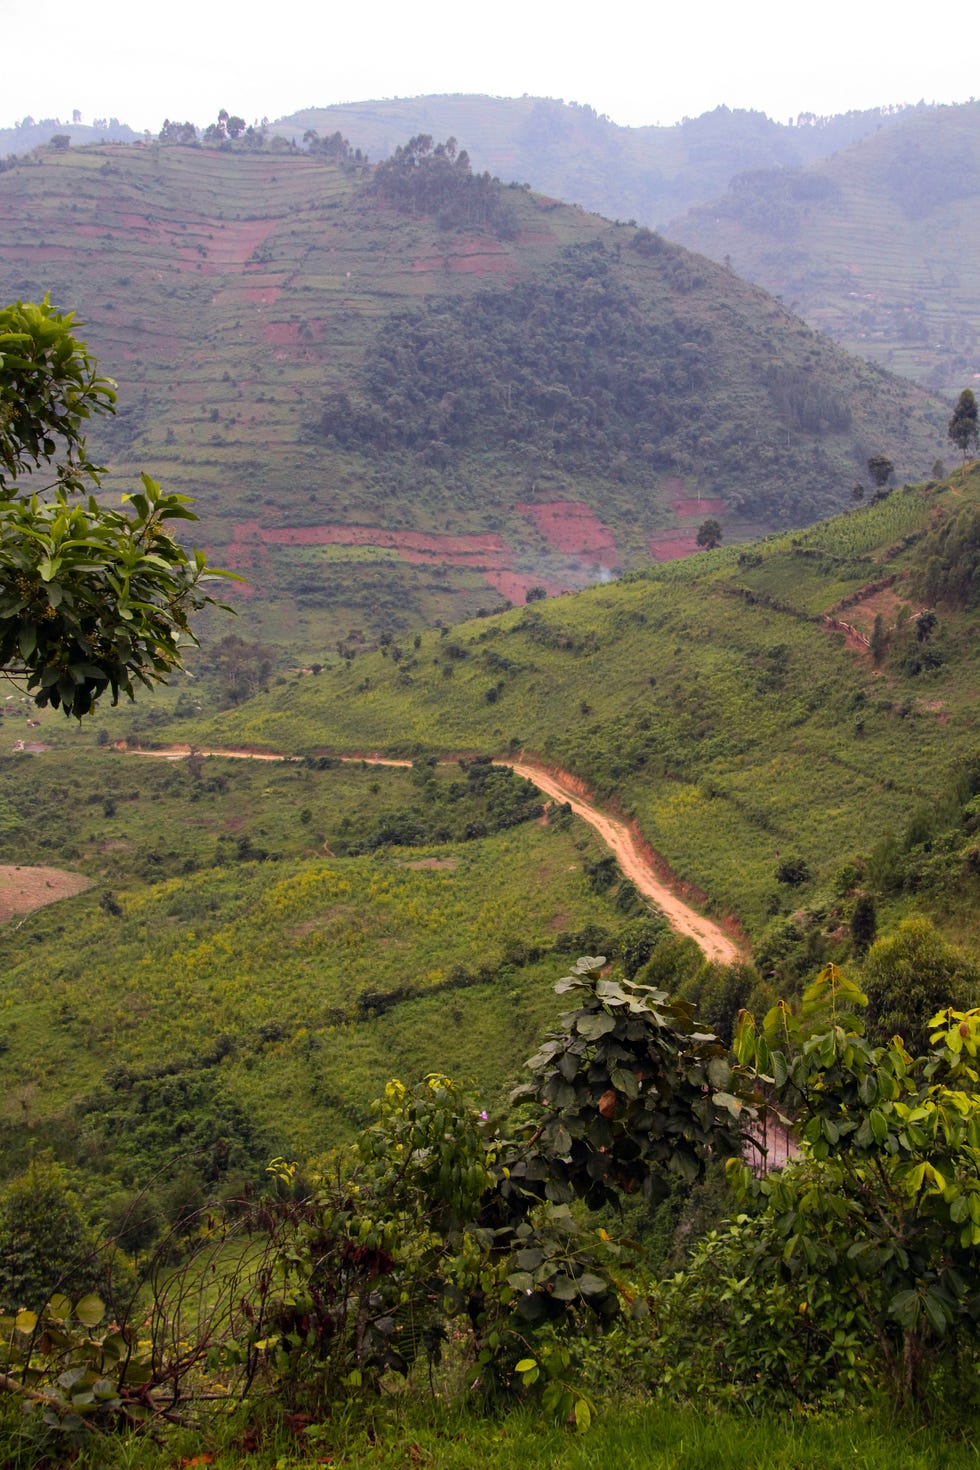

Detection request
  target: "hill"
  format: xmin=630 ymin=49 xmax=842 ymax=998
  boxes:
xmin=274 ymin=95 xmax=920 ymax=227
xmin=0 ymin=140 xmax=945 ymax=654
xmin=669 ymin=101 xmax=980 ymax=396
xmin=172 ymin=463 xmax=980 ymax=961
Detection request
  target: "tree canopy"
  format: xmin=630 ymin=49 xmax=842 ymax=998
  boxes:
xmin=0 ymin=297 xmax=228 ymax=716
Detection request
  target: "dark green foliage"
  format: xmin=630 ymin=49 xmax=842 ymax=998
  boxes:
xmin=341 ymin=757 xmax=542 ymax=853
xmin=849 ymin=893 xmax=877 ymax=953
xmin=775 ymin=855 xmax=811 ymax=886
xmin=370 ymin=135 xmax=517 ymax=238
xmin=0 ymin=299 xmax=226 ymax=716
xmin=867 ymin=454 xmax=895 ymax=489
xmin=731 ymin=967 xmax=980 ymax=1406
xmin=340 ymin=242 xmax=701 ymax=477
xmin=76 ymin=1063 xmax=269 ymax=1194
xmin=512 ymin=960 xmax=745 ymax=1213
xmin=917 ymin=502 xmax=980 ymax=606
xmin=0 ymin=1159 xmax=106 ymax=1310
xmin=695 ymin=518 xmax=723 ymax=550
xmin=863 ymin=917 xmax=979 ymax=1054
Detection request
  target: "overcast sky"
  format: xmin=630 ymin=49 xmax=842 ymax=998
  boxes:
xmin=3 ymin=0 xmax=974 ymax=133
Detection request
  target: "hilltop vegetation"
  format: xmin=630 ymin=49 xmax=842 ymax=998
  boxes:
xmin=0 ymin=139 xmax=944 ymax=653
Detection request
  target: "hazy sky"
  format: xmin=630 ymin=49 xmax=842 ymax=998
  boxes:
xmin=3 ymin=0 xmax=974 ymax=133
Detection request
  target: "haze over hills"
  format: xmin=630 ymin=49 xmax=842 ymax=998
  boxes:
xmin=668 ymin=100 xmax=980 ymax=396
xmin=0 ymin=137 xmax=944 ymax=651
xmin=275 ymin=95 xmax=921 ymax=227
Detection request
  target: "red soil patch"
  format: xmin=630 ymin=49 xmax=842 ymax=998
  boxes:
xmin=412 ymin=236 xmax=515 ymax=277
xmin=517 ymin=502 xmax=617 ymax=562
xmin=671 ymin=495 xmax=727 ymax=518
xmin=649 ymin=531 xmax=700 ymax=561
xmin=483 ymin=571 xmax=568 ymax=604
xmin=0 ymin=865 xmax=92 ymax=923
xmin=225 ymin=521 xmax=515 ymax=585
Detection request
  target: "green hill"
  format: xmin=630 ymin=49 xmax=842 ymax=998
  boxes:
xmin=174 ymin=464 xmax=980 ymax=956
xmin=0 ymin=140 xmax=945 ymax=655
xmin=669 ymin=101 xmax=980 ymax=396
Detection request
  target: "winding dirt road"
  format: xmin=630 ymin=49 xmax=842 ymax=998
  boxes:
xmin=121 ymin=744 xmax=743 ymax=964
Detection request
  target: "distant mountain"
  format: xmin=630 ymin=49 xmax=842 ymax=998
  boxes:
xmin=275 ymin=95 xmax=920 ymax=228
xmin=0 ymin=140 xmax=944 ymax=654
xmin=668 ymin=101 xmax=980 ymax=396
xmin=0 ymin=117 xmax=142 ymax=156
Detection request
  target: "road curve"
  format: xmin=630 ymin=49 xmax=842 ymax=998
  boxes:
xmin=120 ymin=744 xmax=743 ymax=964
xmin=506 ymin=761 xmax=742 ymax=965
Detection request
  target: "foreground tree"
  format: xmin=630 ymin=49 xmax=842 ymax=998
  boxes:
xmin=729 ymin=966 xmax=980 ymax=1405
xmin=0 ymin=297 xmax=228 ymax=716
xmin=948 ymin=387 xmax=979 ymax=463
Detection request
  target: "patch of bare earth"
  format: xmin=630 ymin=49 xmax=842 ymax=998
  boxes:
xmin=399 ymin=857 xmax=457 ymax=871
xmin=0 ymin=866 xmax=92 ymax=922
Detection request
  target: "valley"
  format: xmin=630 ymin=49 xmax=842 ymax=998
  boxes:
xmin=1 ymin=105 xmax=980 ymax=1465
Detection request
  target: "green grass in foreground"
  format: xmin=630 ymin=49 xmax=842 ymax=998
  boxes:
xmin=23 ymin=1401 xmax=977 ymax=1470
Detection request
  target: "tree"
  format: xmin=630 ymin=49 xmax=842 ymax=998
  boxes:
xmin=732 ymin=967 xmax=980 ymax=1405
xmin=0 ymin=1158 xmax=106 ymax=1309
xmin=0 ymin=297 xmax=228 ymax=716
xmin=947 ymin=387 xmax=979 ymax=463
xmin=863 ymin=915 xmax=979 ymax=1055
xmin=695 ymin=517 xmax=722 ymax=550
xmin=867 ymin=454 xmax=894 ymax=489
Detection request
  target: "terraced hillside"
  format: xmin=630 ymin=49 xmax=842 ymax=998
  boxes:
xmin=0 ymin=141 xmax=944 ymax=655
xmin=670 ymin=101 xmax=980 ymax=395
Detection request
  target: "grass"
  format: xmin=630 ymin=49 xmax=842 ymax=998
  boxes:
xmin=16 ymin=1398 xmax=976 ymax=1470
xmin=0 ymin=749 xmax=651 ymax=1188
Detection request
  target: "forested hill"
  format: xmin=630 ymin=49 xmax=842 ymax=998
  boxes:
xmin=274 ymin=96 xmax=920 ymax=227
xmin=0 ymin=138 xmax=944 ymax=649
xmin=668 ymin=101 xmax=980 ymax=396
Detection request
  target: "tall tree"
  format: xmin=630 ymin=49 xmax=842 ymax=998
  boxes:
xmin=947 ymin=387 xmax=979 ymax=463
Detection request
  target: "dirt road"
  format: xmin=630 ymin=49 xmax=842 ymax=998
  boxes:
xmin=506 ymin=761 xmax=742 ymax=965
xmin=122 ymin=745 xmax=743 ymax=964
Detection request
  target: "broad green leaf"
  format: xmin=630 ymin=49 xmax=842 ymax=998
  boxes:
xmin=74 ymin=1294 xmax=104 ymax=1329
xmin=576 ymin=1012 xmax=616 ymax=1040
xmin=574 ymin=1399 xmax=592 ymax=1432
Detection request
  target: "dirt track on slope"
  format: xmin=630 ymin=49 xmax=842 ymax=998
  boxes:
xmin=505 ymin=762 xmax=742 ymax=964
xmin=121 ymin=746 xmax=743 ymax=963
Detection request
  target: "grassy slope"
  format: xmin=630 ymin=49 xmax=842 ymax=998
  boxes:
xmin=670 ymin=101 xmax=980 ymax=396
xmin=173 ymin=468 xmax=980 ymax=944
xmin=0 ymin=752 xmax=640 ymax=1171
xmin=0 ymin=142 xmax=944 ymax=655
